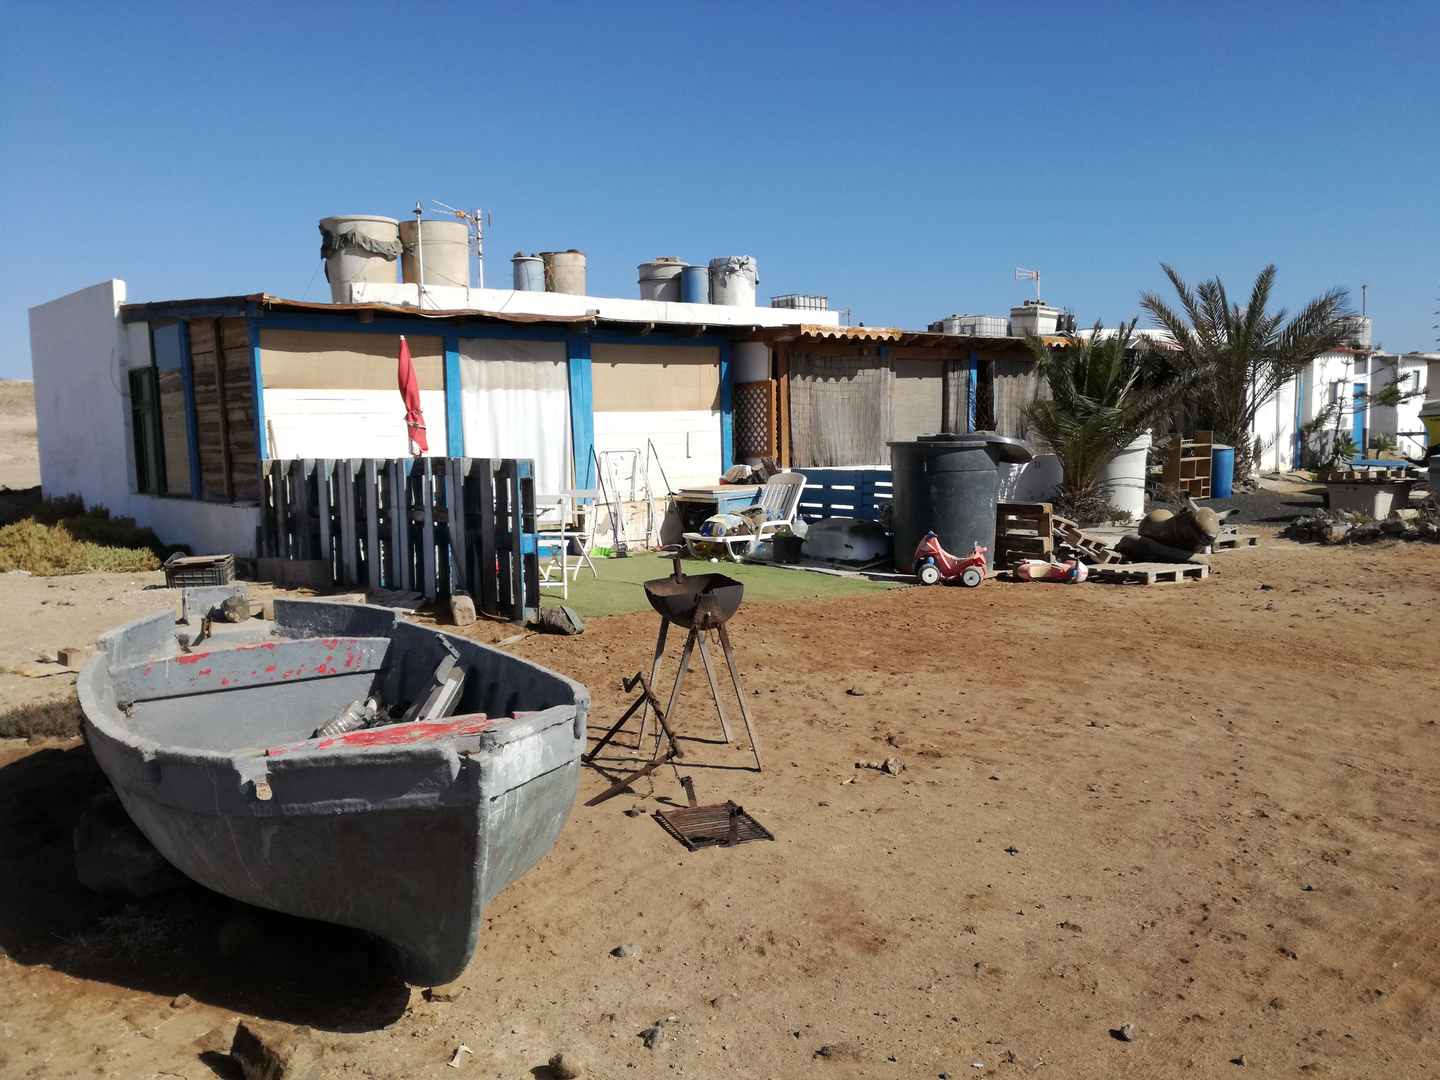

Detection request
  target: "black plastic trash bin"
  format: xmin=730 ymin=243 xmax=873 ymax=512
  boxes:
xmin=889 ymin=434 xmax=1035 ymax=572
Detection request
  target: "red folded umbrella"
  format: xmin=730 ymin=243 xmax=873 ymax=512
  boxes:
xmin=398 ymin=335 xmax=428 ymax=454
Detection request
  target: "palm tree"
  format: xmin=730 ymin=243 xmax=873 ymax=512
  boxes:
xmin=1140 ymin=265 xmax=1352 ymax=484
xmin=1022 ymin=319 xmax=1196 ymax=520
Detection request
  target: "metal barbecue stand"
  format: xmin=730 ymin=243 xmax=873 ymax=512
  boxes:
xmin=583 ymin=558 xmax=763 ymax=807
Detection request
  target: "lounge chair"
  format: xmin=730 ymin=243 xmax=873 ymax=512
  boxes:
xmin=682 ymin=471 xmax=807 ymax=561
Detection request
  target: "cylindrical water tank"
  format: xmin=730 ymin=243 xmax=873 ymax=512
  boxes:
xmin=889 ymin=434 xmax=1034 ymax=573
xmin=639 ymin=257 xmax=684 ymax=301
xmin=709 ymin=256 xmax=759 ymax=306
xmin=319 ymin=215 xmax=401 ymax=303
xmin=512 ymin=253 xmax=545 ymax=291
xmin=680 ymin=264 xmax=711 ymax=304
xmin=1095 ymin=432 xmax=1152 ymax=519
xmin=542 ymin=250 xmax=587 ymax=295
xmin=400 ymin=219 xmax=471 ymax=289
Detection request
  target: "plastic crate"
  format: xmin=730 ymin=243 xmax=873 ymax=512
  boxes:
xmin=162 ymin=553 xmax=236 ymax=589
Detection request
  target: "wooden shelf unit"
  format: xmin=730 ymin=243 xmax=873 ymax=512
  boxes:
xmin=1162 ymin=429 xmax=1213 ymax=498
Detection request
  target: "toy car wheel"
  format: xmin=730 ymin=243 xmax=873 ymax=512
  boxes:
xmin=917 ymin=563 xmax=941 ymax=586
xmin=960 ymin=567 xmax=983 ymax=588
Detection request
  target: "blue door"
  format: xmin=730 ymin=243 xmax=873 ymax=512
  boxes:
xmin=1352 ymin=383 xmax=1366 ymax=451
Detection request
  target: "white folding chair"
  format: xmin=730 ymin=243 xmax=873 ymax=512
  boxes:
xmin=535 ymin=493 xmax=573 ymax=599
xmin=682 ymin=472 xmax=808 ymax=561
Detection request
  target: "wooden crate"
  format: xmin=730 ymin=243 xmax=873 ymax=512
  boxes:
xmin=1091 ymin=562 xmax=1208 ymax=585
xmin=995 ymin=501 xmax=1053 ymax=569
xmin=1211 ymin=535 xmax=1259 ymax=551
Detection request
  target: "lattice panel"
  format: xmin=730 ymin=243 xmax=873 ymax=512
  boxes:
xmin=733 ymin=380 xmax=777 ymax=459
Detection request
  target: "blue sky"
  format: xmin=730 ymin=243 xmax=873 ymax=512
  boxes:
xmin=1 ymin=0 xmax=1436 ymax=379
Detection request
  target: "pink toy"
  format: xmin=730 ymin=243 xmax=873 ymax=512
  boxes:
xmin=912 ymin=531 xmax=987 ymax=588
xmin=1013 ymin=558 xmax=1088 ymax=583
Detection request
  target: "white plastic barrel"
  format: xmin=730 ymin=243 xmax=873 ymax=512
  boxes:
xmin=1095 ymin=432 xmax=1152 ymax=520
xmin=400 ymin=219 xmax=471 ymax=289
xmin=319 ymin=215 xmax=400 ymax=303
xmin=710 ymin=256 xmax=758 ymax=306
xmin=639 ymin=258 xmax=684 ymax=301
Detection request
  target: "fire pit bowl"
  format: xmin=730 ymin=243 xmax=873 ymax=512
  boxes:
xmin=643 ymin=572 xmax=744 ymax=630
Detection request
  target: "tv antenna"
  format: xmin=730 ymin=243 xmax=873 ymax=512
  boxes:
xmin=433 ymin=200 xmax=491 ymax=288
xmin=1015 ymin=267 xmax=1041 ymax=301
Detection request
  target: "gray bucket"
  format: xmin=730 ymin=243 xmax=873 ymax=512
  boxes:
xmin=639 ymin=258 xmax=684 ymax=301
xmin=319 ymin=215 xmax=401 ymax=303
xmin=512 ymin=254 xmax=545 ymax=291
xmin=400 ymin=219 xmax=471 ymax=289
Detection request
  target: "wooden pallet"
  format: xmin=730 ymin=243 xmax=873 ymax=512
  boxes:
xmin=1210 ymin=535 xmax=1259 ymax=551
xmin=1320 ymin=467 xmax=1420 ymax=482
xmin=1058 ymin=523 xmax=1120 ymax=564
xmin=1091 ymin=562 xmax=1209 ymax=585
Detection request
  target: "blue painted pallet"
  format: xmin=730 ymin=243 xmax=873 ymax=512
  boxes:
xmin=797 ymin=467 xmax=894 ymax=522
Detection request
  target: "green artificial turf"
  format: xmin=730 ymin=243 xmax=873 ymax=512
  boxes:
xmin=538 ymin=551 xmax=898 ymax=619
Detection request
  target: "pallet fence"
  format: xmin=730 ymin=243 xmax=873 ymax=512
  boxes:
xmin=797 ymin=467 xmax=894 ymax=523
xmin=259 ymin=458 xmax=539 ymax=623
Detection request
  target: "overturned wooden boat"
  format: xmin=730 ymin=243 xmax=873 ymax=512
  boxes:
xmin=77 ymin=598 xmax=589 ymax=986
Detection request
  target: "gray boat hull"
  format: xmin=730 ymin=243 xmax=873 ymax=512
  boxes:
xmin=78 ymin=599 xmax=589 ymax=986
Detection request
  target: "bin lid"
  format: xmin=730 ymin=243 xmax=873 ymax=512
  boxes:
xmin=889 ymin=433 xmax=1035 ymax=465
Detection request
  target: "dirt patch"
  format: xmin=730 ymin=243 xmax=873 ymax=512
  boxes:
xmin=1 ymin=533 xmax=1437 ymax=1077
xmin=0 ymin=380 xmax=39 ymax=491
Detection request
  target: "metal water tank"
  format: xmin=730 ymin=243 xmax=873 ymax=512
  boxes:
xmin=542 ymin=250 xmax=587 ymax=295
xmin=639 ymin=257 xmax=684 ymax=301
xmin=680 ymin=264 xmax=711 ymax=304
xmin=512 ymin=253 xmax=545 ymax=291
xmin=400 ymin=219 xmax=471 ymax=289
xmin=319 ymin=215 xmax=401 ymax=303
xmin=889 ymin=434 xmax=1034 ymax=572
xmin=710 ymin=256 xmax=758 ymax=306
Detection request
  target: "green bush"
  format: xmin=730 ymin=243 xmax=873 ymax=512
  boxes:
xmin=0 ymin=495 xmax=180 ymax=575
xmin=0 ymin=698 xmax=83 ymax=739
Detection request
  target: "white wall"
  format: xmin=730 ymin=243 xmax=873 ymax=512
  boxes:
xmin=593 ymin=410 xmax=722 ymax=491
xmin=29 ymin=280 xmax=134 ymax=511
xmin=262 ymin=388 xmax=448 ymax=459
xmin=132 ymin=496 xmax=261 ymax=558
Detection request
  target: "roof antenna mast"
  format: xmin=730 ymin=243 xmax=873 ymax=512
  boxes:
xmin=1015 ymin=267 xmax=1041 ymax=302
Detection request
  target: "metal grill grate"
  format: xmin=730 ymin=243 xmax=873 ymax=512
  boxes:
xmin=653 ymin=801 xmax=774 ymax=851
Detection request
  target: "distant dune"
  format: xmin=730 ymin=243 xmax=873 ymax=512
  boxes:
xmin=0 ymin=381 xmax=40 ymax=490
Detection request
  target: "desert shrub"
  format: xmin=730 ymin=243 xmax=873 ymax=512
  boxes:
xmin=0 ymin=496 xmax=179 ymax=575
xmin=0 ymin=697 xmax=83 ymax=739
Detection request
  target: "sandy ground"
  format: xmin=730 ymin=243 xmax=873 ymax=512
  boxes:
xmin=1 ymin=532 xmax=1438 ymax=1079
xmin=0 ymin=380 xmax=41 ymax=491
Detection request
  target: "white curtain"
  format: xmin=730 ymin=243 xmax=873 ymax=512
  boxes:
xmin=459 ymin=339 xmax=572 ymax=497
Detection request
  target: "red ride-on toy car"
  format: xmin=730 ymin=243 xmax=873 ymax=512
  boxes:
xmin=912 ymin=531 xmax=987 ymax=587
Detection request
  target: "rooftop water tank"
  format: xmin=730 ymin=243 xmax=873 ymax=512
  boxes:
xmin=319 ymin=215 xmax=401 ymax=303
xmin=681 ymin=264 xmax=711 ymax=304
xmin=1009 ymin=300 xmax=1060 ymax=337
xmin=512 ymin=253 xmax=545 ymax=291
xmin=542 ymin=250 xmax=587 ymax=295
xmin=400 ymin=218 xmax=471 ymax=289
xmin=639 ymin=257 xmax=684 ymax=302
xmin=710 ymin=256 xmax=758 ymax=307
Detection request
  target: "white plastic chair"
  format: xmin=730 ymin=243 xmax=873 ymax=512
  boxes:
xmin=536 ymin=493 xmax=574 ymax=599
xmin=682 ymin=471 xmax=807 ymax=561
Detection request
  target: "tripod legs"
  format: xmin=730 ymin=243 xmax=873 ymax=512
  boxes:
xmin=716 ymin=622 xmax=763 ymax=771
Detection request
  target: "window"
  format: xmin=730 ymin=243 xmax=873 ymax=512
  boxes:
xmin=1353 ymin=357 xmax=1368 ymax=376
xmin=130 ymin=321 xmax=196 ymax=497
xmin=129 ymin=367 xmax=161 ymax=494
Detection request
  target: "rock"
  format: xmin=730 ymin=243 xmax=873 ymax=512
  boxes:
xmin=846 ymin=687 xmax=866 ymax=697
xmin=195 ymin=1024 xmax=236 ymax=1055
xmin=641 ymin=1023 xmax=664 ymax=1049
xmin=218 ymin=913 xmax=264 ymax=959
xmin=73 ymin=793 xmax=188 ymax=899
xmin=1004 ymin=845 xmax=1019 ymax=855
xmin=1059 ymin=921 xmax=1083 ymax=933
xmin=231 ymin=1019 xmax=325 ymax=1080
xmin=611 ymin=943 xmax=642 ymax=958
xmin=1325 ymin=524 xmax=1353 ymax=543
xmin=700 ymin=963 xmax=716 ymax=972
xmin=1390 ymin=508 xmax=1421 ymax=522
xmin=425 ymin=981 xmax=466 ymax=1003
xmin=814 ymin=1043 xmax=861 ymax=1061
xmin=882 ymin=757 xmax=905 ymax=775
xmin=448 ymin=592 xmax=477 ymax=627
xmin=531 ymin=605 xmax=584 ymax=635
xmin=217 ymin=594 xmax=251 ymax=623
xmin=170 ymin=993 xmax=194 ymax=1010
xmin=1380 ymin=518 xmax=1408 ymax=535
xmin=1120 ymin=1023 xmax=1135 ymax=1041
xmin=548 ymin=1050 xmax=583 ymax=1078
xmin=1230 ymin=1053 xmax=1247 ymax=1066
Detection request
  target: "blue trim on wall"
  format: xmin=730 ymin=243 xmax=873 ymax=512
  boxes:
xmin=177 ymin=321 xmax=202 ymax=499
xmin=566 ymin=335 xmax=594 ymax=488
xmin=247 ymin=319 xmax=267 ymax=458
xmin=967 ymin=348 xmax=979 ymax=433
xmin=443 ymin=332 xmax=463 ymax=457
xmin=719 ymin=338 xmax=734 ymax=469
